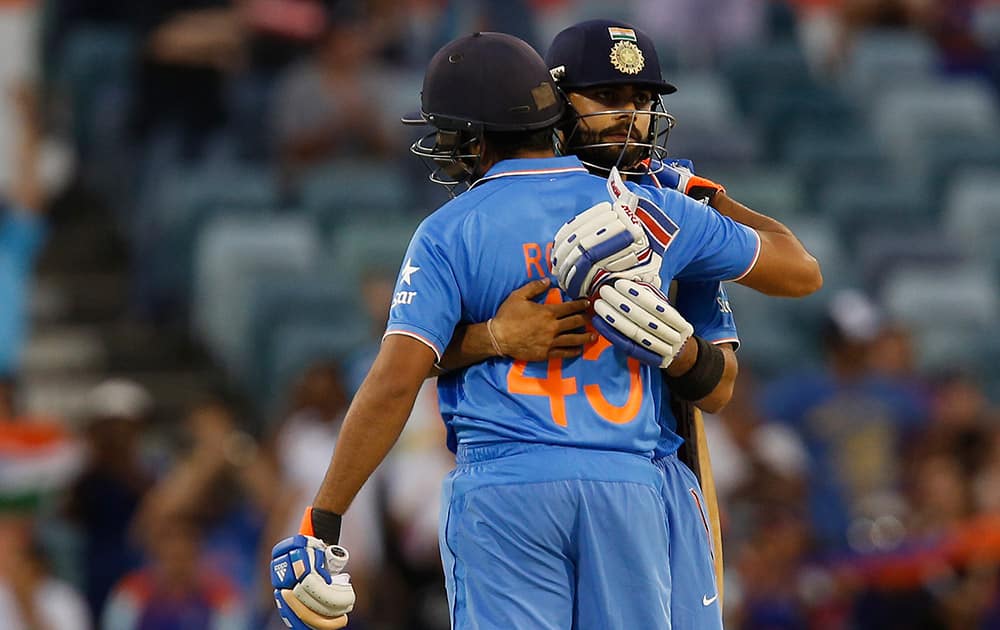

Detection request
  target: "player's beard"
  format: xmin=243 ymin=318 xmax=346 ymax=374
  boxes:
xmin=565 ymin=124 xmax=648 ymax=172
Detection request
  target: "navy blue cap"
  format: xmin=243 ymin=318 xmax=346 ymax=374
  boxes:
xmin=545 ymin=19 xmax=676 ymax=94
xmin=419 ymin=32 xmax=564 ymax=133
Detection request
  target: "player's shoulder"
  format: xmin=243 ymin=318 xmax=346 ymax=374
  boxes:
xmin=625 ymin=180 xmax=703 ymax=228
xmin=415 ymin=192 xmax=482 ymax=242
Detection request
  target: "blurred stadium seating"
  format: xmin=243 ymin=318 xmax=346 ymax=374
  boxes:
xmin=10 ymin=2 xmax=1000 ymax=629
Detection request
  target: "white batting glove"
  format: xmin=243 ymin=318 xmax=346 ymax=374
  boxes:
xmin=592 ymin=278 xmax=694 ymax=368
xmin=551 ymin=168 xmax=662 ymax=298
xmin=271 ymin=535 xmax=355 ymax=630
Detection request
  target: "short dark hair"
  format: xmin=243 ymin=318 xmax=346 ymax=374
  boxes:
xmin=481 ymin=127 xmax=555 ymax=164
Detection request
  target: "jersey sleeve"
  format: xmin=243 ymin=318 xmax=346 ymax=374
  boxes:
xmin=673 ymin=281 xmax=740 ymax=350
xmin=672 ymin=195 xmax=761 ymax=282
xmin=383 ymin=220 xmax=464 ymax=361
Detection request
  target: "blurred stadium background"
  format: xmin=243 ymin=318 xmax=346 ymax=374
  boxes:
xmin=2 ymin=0 xmax=1000 ymax=628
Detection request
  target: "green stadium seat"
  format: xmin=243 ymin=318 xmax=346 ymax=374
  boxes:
xmin=843 ymin=29 xmax=938 ymax=97
xmin=880 ymin=263 xmax=999 ymax=372
xmin=943 ymin=169 xmax=1000 ymax=262
xmin=872 ymin=79 xmax=1000 ymax=168
xmin=298 ymin=159 xmax=412 ymax=234
xmin=326 ymin=216 xmax=423 ymax=287
xmin=244 ymin=277 xmax=362 ymax=393
xmin=720 ymin=43 xmax=816 ymax=115
xmin=816 ymin=179 xmax=933 ymax=252
xmin=192 ymin=216 xmax=321 ymax=371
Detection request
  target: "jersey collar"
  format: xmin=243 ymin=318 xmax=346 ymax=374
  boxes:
xmin=470 ymin=156 xmax=589 ymax=189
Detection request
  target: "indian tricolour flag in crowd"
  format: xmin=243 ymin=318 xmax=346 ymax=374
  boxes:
xmin=0 ymin=420 xmax=84 ymax=511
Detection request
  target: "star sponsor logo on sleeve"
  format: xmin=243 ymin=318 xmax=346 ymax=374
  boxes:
xmin=393 ymin=258 xmax=420 ymax=308
xmin=400 ymin=258 xmax=421 ymax=285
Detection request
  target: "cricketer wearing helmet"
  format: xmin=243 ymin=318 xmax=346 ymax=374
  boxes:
xmin=270 ymin=31 xmax=789 ymax=630
xmin=549 ymin=20 xmax=738 ymax=629
xmin=547 ymin=19 xmax=823 ymax=627
xmin=431 ymin=20 xmax=821 ymax=628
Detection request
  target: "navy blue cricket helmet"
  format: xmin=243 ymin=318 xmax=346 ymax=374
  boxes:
xmin=409 ymin=32 xmax=565 ymax=191
xmin=545 ymin=19 xmax=676 ymax=176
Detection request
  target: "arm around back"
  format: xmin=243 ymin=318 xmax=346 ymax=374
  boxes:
xmin=713 ymin=192 xmax=823 ymax=297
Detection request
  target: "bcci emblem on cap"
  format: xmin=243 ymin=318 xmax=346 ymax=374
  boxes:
xmin=610 ymin=40 xmax=644 ymax=75
xmin=608 ymin=27 xmax=645 ymax=75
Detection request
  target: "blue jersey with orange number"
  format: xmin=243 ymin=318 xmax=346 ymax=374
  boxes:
xmin=385 ymin=155 xmax=759 ymax=454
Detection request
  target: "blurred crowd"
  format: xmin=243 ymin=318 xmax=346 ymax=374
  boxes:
xmin=1 ymin=0 xmax=1000 ymax=629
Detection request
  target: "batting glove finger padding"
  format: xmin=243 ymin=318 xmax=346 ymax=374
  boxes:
xmin=594 ymin=279 xmax=694 ymax=368
xmin=272 ymin=535 xmax=355 ymax=629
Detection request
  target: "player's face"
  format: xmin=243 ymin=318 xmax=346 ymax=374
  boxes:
xmin=565 ymin=85 xmax=655 ymax=169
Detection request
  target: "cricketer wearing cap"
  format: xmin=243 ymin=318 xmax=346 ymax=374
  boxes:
xmin=547 ymin=19 xmax=826 ymax=629
xmin=270 ymin=31 xmax=819 ymax=630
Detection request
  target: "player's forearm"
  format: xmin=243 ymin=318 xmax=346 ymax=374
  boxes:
xmin=710 ymin=191 xmax=792 ymax=237
xmin=705 ymin=192 xmax=822 ymax=296
xmin=436 ymin=323 xmax=497 ymax=375
xmin=691 ymin=344 xmax=737 ymax=413
xmin=741 ymin=228 xmax=822 ymax=297
xmin=312 ymin=338 xmax=434 ymax=514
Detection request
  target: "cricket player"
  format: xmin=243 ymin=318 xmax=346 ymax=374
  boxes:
xmin=270 ymin=29 xmax=821 ymax=629
xmin=433 ymin=19 xmax=821 ymax=629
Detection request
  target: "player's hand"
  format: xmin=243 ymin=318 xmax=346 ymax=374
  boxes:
xmin=657 ymin=159 xmax=725 ymax=203
xmin=551 ymin=168 xmax=662 ymax=298
xmin=271 ymin=535 xmax=355 ymax=630
xmin=491 ymin=278 xmax=594 ymax=360
xmin=592 ymin=278 xmax=694 ymax=368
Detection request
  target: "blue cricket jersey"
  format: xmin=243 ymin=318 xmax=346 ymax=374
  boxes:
xmin=385 ymin=156 xmax=758 ymax=455
xmin=639 ymin=163 xmax=743 ymax=457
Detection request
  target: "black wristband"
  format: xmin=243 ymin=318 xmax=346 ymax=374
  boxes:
xmin=663 ymin=336 xmax=725 ymax=402
xmin=310 ymin=507 xmax=343 ymax=545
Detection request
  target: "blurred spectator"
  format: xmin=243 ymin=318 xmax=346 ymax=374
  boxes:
xmin=101 ymin=514 xmax=247 ymax=630
xmin=265 ymin=361 xmax=382 ymax=624
xmin=0 ymin=83 xmax=45 ymax=383
xmin=134 ymin=399 xmax=274 ymax=601
xmin=761 ymin=290 xmax=928 ymax=551
xmin=905 ymin=451 xmax=971 ymax=537
xmin=133 ymin=0 xmax=244 ymax=158
xmin=243 ymin=0 xmax=335 ymax=75
xmin=731 ymin=508 xmax=813 ymax=630
xmin=376 ymin=379 xmax=453 ymax=630
xmin=65 ymin=379 xmax=155 ymax=621
xmin=271 ymin=12 xmax=394 ymax=180
xmin=973 ymin=427 xmax=1000 ymax=514
xmin=0 ymin=513 xmax=90 ymax=630
xmin=705 ymin=370 xmax=810 ymax=540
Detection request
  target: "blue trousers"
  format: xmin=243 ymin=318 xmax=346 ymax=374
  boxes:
xmin=440 ymin=442 xmax=671 ymax=630
xmin=655 ymin=454 xmax=724 ymax=629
